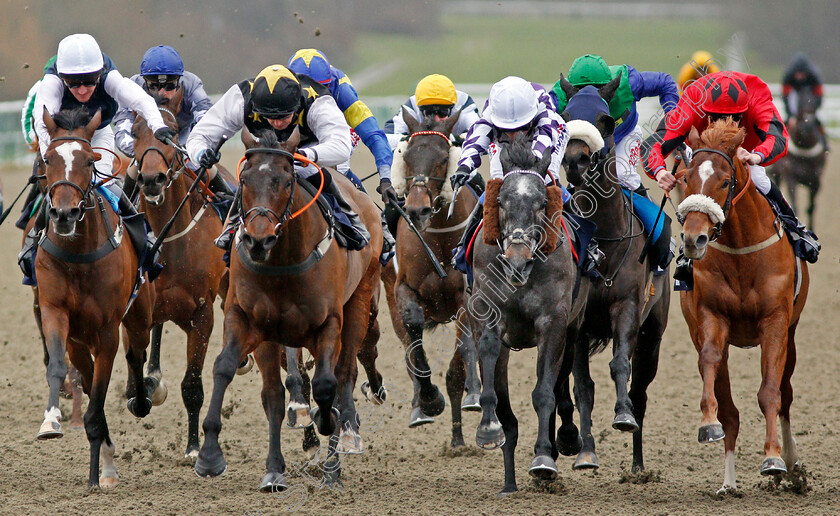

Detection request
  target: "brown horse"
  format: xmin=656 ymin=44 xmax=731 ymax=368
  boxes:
xmin=130 ymin=91 xmax=229 ymax=459
xmin=678 ymin=118 xmax=809 ymax=494
xmin=381 ymin=110 xmax=481 ymax=445
xmin=195 ymin=127 xmax=383 ymax=491
xmin=36 ymin=107 xmax=156 ymax=489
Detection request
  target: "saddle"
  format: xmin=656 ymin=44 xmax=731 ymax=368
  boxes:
xmin=297 ymin=172 xmax=365 ymax=251
xmin=621 ymin=189 xmax=675 ymax=272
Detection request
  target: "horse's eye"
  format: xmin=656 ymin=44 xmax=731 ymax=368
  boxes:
xmin=721 ymin=179 xmax=730 ymax=189
xmin=541 ymin=199 xmax=548 ymax=209
xmin=89 ymin=159 xmax=96 ymax=167
xmin=285 ymin=180 xmax=293 ymax=190
xmin=43 ymin=158 xmax=49 ymax=165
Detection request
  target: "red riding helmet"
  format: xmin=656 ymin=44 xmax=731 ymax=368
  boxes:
xmin=702 ymin=74 xmax=749 ymax=114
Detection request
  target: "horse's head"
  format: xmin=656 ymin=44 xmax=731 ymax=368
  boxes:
xmin=558 ymin=76 xmax=619 ymax=187
xmin=495 ymin=133 xmax=554 ymax=285
xmin=677 ymin=118 xmax=745 ymax=259
xmin=237 ymin=126 xmax=300 ymax=262
xmin=790 ymin=88 xmax=821 ymax=149
xmin=132 ymin=103 xmax=182 ymax=204
xmin=42 ymin=107 xmax=101 ymax=236
xmin=401 ymin=108 xmax=461 ymax=230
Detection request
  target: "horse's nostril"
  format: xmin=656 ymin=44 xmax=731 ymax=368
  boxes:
xmin=420 ymin=207 xmax=432 ymax=217
xmin=69 ymin=207 xmax=81 ymax=220
xmin=155 ymin=173 xmax=167 ymax=185
xmin=695 ymin=234 xmax=709 ymax=248
xmin=262 ymin=235 xmax=277 ymax=250
xmin=242 ymin=234 xmax=254 ymax=249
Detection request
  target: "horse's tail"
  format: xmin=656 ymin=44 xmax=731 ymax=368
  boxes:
xmin=588 ymin=338 xmax=609 ymax=357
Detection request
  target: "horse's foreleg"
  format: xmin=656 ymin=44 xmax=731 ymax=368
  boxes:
xmin=255 ymin=343 xmax=288 ymax=493
xmin=780 ymin=325 xmax=800 ymax=469
xmin=195 ymin=307 xmax=246 ymax=478
xmin=445 ymin=349 xmax=466 ymax=448
xmin=38 ymin=309 xmax=69 ymax=440
xmin=495 ymin=346 xmax=519 ymax=494
xmin=146 ymin=323 xmax=168 ymax=406
xmin=67 ymin=365 xmax=85 ymax=429
xmin=123 ymin=324 xmax=154 ymax=419
xmin=181 ymin=302 xmax=213 ymax=459
xmin=284 ymin=347 xmax=311 ymax=430
xmin=529 ymin=316 xmax=565 ymax=481
xmin=573 ymin=335 xmax=598 ymax=470
xmin=310 ymin=315 xmax=341 ymax=437
xmin=807 ymin=182 xmax=818 ymax=230
xmin=628 ymin=319 xmax=663 ymax=473
xmin=456 ymin=312 xmax=482 ymax=410
xmin=713 ymin=351 xmax=740 ymax=494
xmin=555 ymin=341 xmax=581 ymax=459
xmin=358 ymin=296 xmax=387 ymax=405
xmin=757 ymin=315 xmax=791 ymax=476
xmin=397 ymin=284 xmax=445 ymax=419
xmin=86 ymin=326 xmax=119 ymax=489
xmin=609 ymin=303 xmax=641 ymax=432
xmin=696 ymin=320 xmax=729 ymax=443
xmin=475 ymin=326 xmax=505 ymax=450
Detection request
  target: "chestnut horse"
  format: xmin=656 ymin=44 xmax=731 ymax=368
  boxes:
xmin=130 ymin=91 xmax=230 ymax=459
xmin=381 ymin=110 xmax=481 ymax=445
xmin=195 ymin=127 xmax=383 ymax=491
xmin=678 ymin=118 xmax=809 ymax=494
xmin=37 ymin=107 xmax=156 ymax=489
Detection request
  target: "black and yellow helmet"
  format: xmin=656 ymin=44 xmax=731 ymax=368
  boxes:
xmin=250 ymin=65 xmax=302 ymax=117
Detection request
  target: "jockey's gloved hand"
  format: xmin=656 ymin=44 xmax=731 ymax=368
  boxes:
xmin=154 ymin=127 xmax=178 ymax=145
xmin=198 ymin=148 xmax=221 ymax=169
xmin=450 ymin=166 xmax=471 ymax=189
xmin=377 ymin=178 xmax=399 ymax=206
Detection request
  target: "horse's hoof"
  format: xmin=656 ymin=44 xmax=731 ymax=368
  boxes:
xmin=361 ymin=381 xmax=387 ymax=405
xmin=286 ymin=403 xmax=313 ymax=429
xmin=37 ymin=420 xmax=63 ymax=440
xmin=612 ymin=412 xmax=639 ymax=433
xmin=529 ymin=455 xmax=559 ymax=481
xmin=69 ymin=419 xmax=84 ymax=430
xmin=99 ymin=475 xmax=119 ymax=489
xmin=309 ymin=406 xmax=340 ymax=436
xmin=419 ymin=385 xmax=446 ymax=417
xmin=194 ymin=452 xmax=227 ymax=478
xmin=337 ymin=427 xmax=364 ymax=455
xmin=475 ymin=421 xmax=506 ymax=449
xmin=499 ymin=484 xmax=518 ymax=496
xmin=698 ymin=423 xmax=725 ymax=443
xmin=184 ymin=447 xmax=199 ymax=461
xmin=302 ymin=427 xmax=320 ymax=457
xmin=461 ymin=393 xmax=481 ymax=412
xmin=259 ymin=472 xmax=288 ymax=493
xmin=760 ymin=457 xmax=787 ymax=476
xmin=408 ymin=407 xmax=435 ymax=428
xmin=716 ymin=484 xmax=739 ymax=496
xmin=127 ymin=396 xmax=152 ymax=418
xmin=557 ymin=433 xmax=583 ymax=457
xmin=150 ymin=378 xmax=168 ymax=406
xmin=236 ymin=354 xmax=254 ymax=375
xmin=574 ymin=451 xmax=600 ymax=470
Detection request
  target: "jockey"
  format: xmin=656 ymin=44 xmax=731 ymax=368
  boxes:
xmin=186 ymin=64 xmax=370 ymax=252
xmin=552 ymin=54 xmax=679 ymax=197
xmin=676 ymin=50 xmax=721 ymax=95
xmin=113 ymin=45 xmax=232 ymax=201
xmin=642 ymin=71 xmax=820 ymax=284
xmin=20 ymin=34 xmax=170 ymax=278
xmin=287 ymin=48 xmax=396 ymax=260
xmin=782 ymin=52 xmax=823 ymax=118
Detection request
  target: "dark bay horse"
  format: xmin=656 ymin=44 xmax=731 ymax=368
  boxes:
xmin=131 ymin=92 xmax=229 ymax=459
xmin=769 ymin=88 xmax=827 ymax=229
xmin=558 ymin=79 xmax=670 ymax=473
xmin=678 ymin=118 xmax=809 ymax=494
xmin=195 ymin=127 xmax=383 ymax=491
xmin=37 ymin=107 xmax=156 ymax=489
xmin=381 ymin=109 xmax=481 ymax=446
xmin=469 ymin=134 xmax=588 ymax=494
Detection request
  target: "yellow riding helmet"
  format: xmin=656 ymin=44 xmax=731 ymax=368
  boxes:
xmin=415 ymin=74 xmax=457 ymax=106
xmin=691 ymin=51 xmax=720 ymax=73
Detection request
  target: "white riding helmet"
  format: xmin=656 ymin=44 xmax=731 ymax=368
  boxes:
xmin=56 ymin=34 xmax=104 ymax=75
xmin=488 ymin=76 xmax=539 ymax=130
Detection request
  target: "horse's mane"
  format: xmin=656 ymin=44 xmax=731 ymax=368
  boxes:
xmin=254 ymin=128 xmax=279 ymax=148
xmin=53 ymin=107 xmax=93 ymax=131
xmin=700 ymin=118 xmax=746 ymax=155
xmin=500 ymin=133 xmax=538 ymax=171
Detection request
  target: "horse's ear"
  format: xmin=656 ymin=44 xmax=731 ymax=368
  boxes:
xmin=43 ymin=107 xmax=57 ymax=135
xmin=285 ymin=126 xmax=301 ymax=152
xmin=537 ymin=147 xmax=553 ymax=176
xmin=441 ymin=107 xmax=462 ymax=137
xmin=558 ymin=74 xmax=579 ymax=99
xmin=598 ymin=72 xmax=621 ymax=103
xmin=594 ymin=112 xmax=615 ymax=139
xmin=241 ymin=126 xmax=258 ymax=149
xmin=728 ymin=128 xmax=746 ymax=155
xmin=560 ymin=110 xmax=571 ymax=122
xmin=402 ymin=107 xmax=420 ymax=135
xmin=84 ymin=109 xmax=102 ymax=139
xmin=687 ymin=126 xmax=701 ymax=150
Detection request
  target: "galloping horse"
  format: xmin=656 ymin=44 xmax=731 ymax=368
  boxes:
xmin=769 ymin=87 xmax=827 ymax=229
xmin=195 ymin=127 xmax=383 ymax=491
xmin=381 ymin=109 xmax=481 ymax=445
xmin=678 ymin=118 xmax=809 ymax=494
xmin=131 ymin=90 xmax=228 ymax=458
xmin=558 ymin=79 xmax=671 ymax=473
xmin=469 ymin=134 xmax=588 ymax=493
xmin=37 ymin=107 xmax=156 ymax=489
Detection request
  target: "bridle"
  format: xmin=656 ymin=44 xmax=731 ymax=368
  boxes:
xmin=404 ymin=130 xmax=451 ymax=214
xmin=136 ymin=107 xmax=186 ymax=190
xmin=45 ymin=135 xmax=98 ymax=219
xmin=239 ymin=147 xmax=300 ymax=237
xmin=498 ymin=169 xmax=546 ymax=253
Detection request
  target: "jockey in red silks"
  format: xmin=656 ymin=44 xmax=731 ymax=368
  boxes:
xmin=641 ymin=71 xmax=820 ymax=285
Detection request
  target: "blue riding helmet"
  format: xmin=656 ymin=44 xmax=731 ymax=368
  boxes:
xmin=140 ymin=45 xmax=184 ymax=76
xmin=287 ymin=49 xmax=332 ymax=84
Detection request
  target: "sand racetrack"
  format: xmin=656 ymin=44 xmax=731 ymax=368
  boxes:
xmin=0 ymin=149 xmax=838 ymax=515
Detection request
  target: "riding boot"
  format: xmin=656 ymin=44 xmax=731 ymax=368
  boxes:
xmin=451 ymin=201 xmax=484 ymax=278
xmin=765 ymin=182 xmax=820 ymax=263
xmin=208 ymin=170 xmax=235 ymax=200
xmin=122 ymin=172 xmax=138 ymax=205
xmin=673 ymin=249 xmax=694 ymax=291
xmin=112 ymin=187 xmax=163 ymax=281
xmin=316 ymin=173 xmax=370 ymax=251
xmin=467 ymin=173 xmax=486 ymax=197
xmin=633 ymin=184 xmax=650 ymax=199
xmin=214 ymin=187 xmax=242 ymax=251
xmin=379 ymin=210 xmax=396 ymax=266
xmin=15 ymin=156 xmax=45 ymax=230
xmin=18 ymin=200 xmax=48 ymax=285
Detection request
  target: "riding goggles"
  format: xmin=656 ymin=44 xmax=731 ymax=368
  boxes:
xmin=145 ymin=78 xmax=181 ymax=92
xmin=62 ymin=72 xmax=101 ymax=89
xmin=420 ymin=104 xmax=453 ymax=118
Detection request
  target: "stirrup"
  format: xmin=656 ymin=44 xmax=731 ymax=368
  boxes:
xmin=215 ymin=224 xmax=237 ymax=251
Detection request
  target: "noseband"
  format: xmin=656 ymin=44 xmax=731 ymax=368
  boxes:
xmin=241 ymin=147 xmax=297 ymax=236
xmin=678 ymin=148 xmax=745 ymax=242
xmin=405 ymin=130 xmax=451 ymax=213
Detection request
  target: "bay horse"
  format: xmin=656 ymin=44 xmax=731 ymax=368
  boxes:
xmin=381 ymin=109 xmax=481 ymax=445
xmin=469 ymin=134 xmax=588 ymax=493
xmin=558 ymin=80 xmax=671 ymax=473
xmin=130 ymin=90 xmax=229 ymax=459
xmin=195 ymin=127 xmax=383 ymax=491
xmin=678 ymin=118 xmax=809 ymax=494
xmin=769 ymin=87 xmax=827 ymax=229
xmin=37 ymin=107 xmax=157 ymax=489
